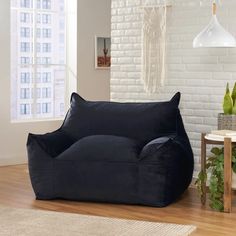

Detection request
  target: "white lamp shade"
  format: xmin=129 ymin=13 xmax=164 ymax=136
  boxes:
xmin=193 ymin=15 xmax=236 ymax=48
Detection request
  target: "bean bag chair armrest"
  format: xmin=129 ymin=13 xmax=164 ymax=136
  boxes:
xmin=27 ymin=129 xmax=75 ymax=158
xmin=139 ymin=135 xmax=194 ymax=195
xmin=139 ymin=135 xmax=193 ymax=164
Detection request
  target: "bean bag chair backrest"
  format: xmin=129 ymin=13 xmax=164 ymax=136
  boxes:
xmin=61 ymin=92 xmax=185 ymax=144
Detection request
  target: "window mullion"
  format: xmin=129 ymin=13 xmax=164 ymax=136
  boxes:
xmin=32 ymin=0 xmax=37 ymax=119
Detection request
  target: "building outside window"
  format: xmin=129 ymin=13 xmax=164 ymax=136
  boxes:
xmin=20 ymin=104 xmax=30 ymax=115
xmin=31 ymin=88 xmax=41 ymax=99
xmin=42 ymin=72 xmax=51 ymax=82
xmin=42 ymin=87 xmax=51 ymax=98
xmin=20 ymin=27 xmax=30 ymax=37
xmin=36 ymin=28 xmax=41 ymax=37
xmin=42 ymin=14 xmax=51 ymax=24
xmin=20 ymin=13 xmax=30 ymax=23
xmin=42 ymin=28 xmax=51 ymax=38
xmin=42 ymin=57 xmax=51 ymax=64
xmin=20 ymin=42 xmax=30 ymax=52
xmin=37 ymin=0 xmax=41 ymax=8
xmin=60 ymin=102 xmax=64 ymax=115
xmin=36 ymin=57 xmax=41 ymax=64
xmin=42 ymin=43 xmax=51 ymax=52
xmin=37 ymin=88 xmax=41 ymax=98
xmin=36 ymin=103 xmax=41 ymax=114
xmin=20 ymin=88 xmax=30 ymax=99
xmin=37 ymin=14 xmax=41 ymax=23
xmin=36 ymin=73 xmax=41 ymax=82
xmin=42 ymin=0 xmax=51 ymax=9
xmin=20 ymin=73 xmax=30 ymax=83
xmin=20 ymin=57 xmax=30 ymax=64
xmin=36 ymin=43 xmax=41 ymax=52
xmin=21 ymin=0 xmax=31 ymax=8
xmin=11 ymin=0 xmax=77 ymax=121
xmin=42 ymin=102 xmax=51 ymax=113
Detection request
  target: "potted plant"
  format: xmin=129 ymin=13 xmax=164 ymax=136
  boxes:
xmin=195 ymin=83 xmax=236 ymax=212
xmin=218 ymin=82 xmax=236 ymax=130
xmin=195 ymin=147 xmax=236 ymax=211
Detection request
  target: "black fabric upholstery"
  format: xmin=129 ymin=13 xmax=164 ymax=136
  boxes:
xmin=27 ymin=92 xmax=194 ymax=207
xmin=62 ymin=92 xmax=181 ymax=144
xmin=28 ymin=129 xmax=75 ymax=158
xmin=57 ymin=135 xmax=141 ymax=162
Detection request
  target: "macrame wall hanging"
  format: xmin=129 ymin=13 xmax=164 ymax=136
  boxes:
xmin=141 ymin=5 xmax=167 ymax=93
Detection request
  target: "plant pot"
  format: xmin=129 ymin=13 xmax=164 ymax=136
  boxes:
xmin=218 ymin=113 xmax=236 ymax=131
xmin=232 ymin=171 xmax=236 ymax=190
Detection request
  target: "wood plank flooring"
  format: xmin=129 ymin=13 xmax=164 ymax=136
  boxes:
xmin=0 ymin=165 xmax=236 ymax=236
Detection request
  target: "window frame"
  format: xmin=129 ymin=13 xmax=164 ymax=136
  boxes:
xmin=11 ymin=0 xmax=77 ymax=122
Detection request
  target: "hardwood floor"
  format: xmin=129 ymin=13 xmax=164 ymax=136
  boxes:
xmin=0 ymin=165 xmax=236 ymax=236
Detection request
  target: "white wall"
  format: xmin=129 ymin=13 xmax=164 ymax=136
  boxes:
xmin=77 ymin=0 xmax=111 ymax=101
xmin=0 ymin=1 xmax=64 ymax=166
xmin=111 ymin=0 xmax=236 ymax=174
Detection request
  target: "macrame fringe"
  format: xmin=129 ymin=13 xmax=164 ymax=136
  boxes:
xmin=141 ymin=6 xmax=167 ymax=93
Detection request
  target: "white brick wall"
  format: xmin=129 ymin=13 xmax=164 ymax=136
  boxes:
xmin=111 ymin=0 xmax=236 ymax=174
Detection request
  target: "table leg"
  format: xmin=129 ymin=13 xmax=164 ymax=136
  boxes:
xmin=201 ymin=133 xmax=206 ymax=205
xmin=224 ymin=137 xmax=232 ymax=213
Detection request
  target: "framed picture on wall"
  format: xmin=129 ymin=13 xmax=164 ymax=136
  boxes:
xmin=95 ymin=36 xmax=111 ymax=69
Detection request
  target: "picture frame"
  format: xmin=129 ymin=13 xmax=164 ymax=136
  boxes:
xmin=95 ymin=36 xmax=111 ymax=69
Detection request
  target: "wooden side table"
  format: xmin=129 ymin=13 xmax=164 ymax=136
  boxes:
xmin=201 ymin=133 xmax=233 ymax=213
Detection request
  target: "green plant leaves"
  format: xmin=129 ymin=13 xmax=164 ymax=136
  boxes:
xmin=223 ymin=83 xmax=233 ymax=115
xmin=195 ymin=170 xmax=207 ymax=197
xmin=232 ymin=102 xmax=236 ymax=115
xmin=232 ymin=82 xmax=236 ymax=106
xmin=222 ymin=82 xmax=236 ymax=114
xmin=211 ymin=147 xmax=222 ymax=156
xmin=195 ymin=146 xmax=236 ymax=212
xmin=233 ymin=163 xmax=236 ymax=174
xmin=210 ymin=199 xmax=224 ymax=212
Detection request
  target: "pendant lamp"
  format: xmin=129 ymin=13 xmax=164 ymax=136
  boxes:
xmin=193 ymin=2 xmax=236 ymax=48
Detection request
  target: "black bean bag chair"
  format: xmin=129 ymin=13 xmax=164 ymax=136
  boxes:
xmin=27 ymin=92 xmax=194 ymax=207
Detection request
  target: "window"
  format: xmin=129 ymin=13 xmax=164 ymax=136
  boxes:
xmin=36 ymin=43 xmax=41 ymax=52
xmin=20 ymin=88 xmax=30 ymax=99
xmin=21 ymin=42 xmax=30 ymax=52
xmin=42 ymin=103 xmax=51 ymax=113
xmin=42 ymin=14 xmax=51 ymax=24
xmin=36 ymin=57 xmax=41 ymax=64
xmin=36 ymin=73 xmax=41 ymax=82
xmin=59 ymin=34 xmax=64 ymax=43
xmin=42 ymin=28 xmax=51 ymax=38
xmin=20 ymin=27 xmax=30 ymax=37
xmin=37 ymin=88 xmax=41 ymax=98
xmin=20 ymin=57 xmax=30 ymax=64
xmin=42 ymin=57 xmax=51 ymax=64
xmin=21 ymin=73 xmax=30 ymax=83
xmin=20 ymin=104 xmax=30 ymax=115
xmin=42 ymin=0 xmax=51 ymax=9
xmin=37 ymin=14 xmax=41 ymax=23
xmin=20 ymin=13 xmax=30 ymax=23
xmin=36 ymin=28 xmax=41 ymax=38
xmin=37 ymin=0 xmax=41 ymax=8
xmin=36 ymin=103 xmax=41 ymax=114
xmin=11 ymin=0 xmax=77 ymax=121
xmin=31 ymin=88 xmax=41 ymax=99
xmin=42 ymin=72 xmax=51 ymax=82
xmin=42 ymin=43 xmax=51 ymax=52
xmin=42 ymin=87 xmax=51 ymax=98
xmin=21 ymin=0 xmax=30 ymax=8
xmin=59 ymin=20 xmax=64 ymax=30
xmin=60 ymin=103 xmax=64 ymax=115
